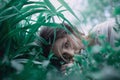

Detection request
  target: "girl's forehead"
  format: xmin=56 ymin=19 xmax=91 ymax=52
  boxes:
xmin=53 ymin=34 xmax=76 ymax=48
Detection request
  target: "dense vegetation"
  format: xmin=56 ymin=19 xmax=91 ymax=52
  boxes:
xmin=0 ymin=0 xmax=120 ymax=80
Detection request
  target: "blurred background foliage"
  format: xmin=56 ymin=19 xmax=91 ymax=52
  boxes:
xmin=0 ymin=0 xmax=120 ymax=80
xmin=80 ymin=0 xmax=120 ymax=25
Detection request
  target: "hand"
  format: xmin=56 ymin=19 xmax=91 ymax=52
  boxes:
xmin=60 ymin=62 xmax=74 ymax=74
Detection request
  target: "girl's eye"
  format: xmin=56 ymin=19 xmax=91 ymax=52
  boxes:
xmin=64 ymin=41 xmax=70 ymax=48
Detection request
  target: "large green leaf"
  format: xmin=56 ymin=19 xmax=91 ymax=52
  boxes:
xmin=44 ymin=0 xmax=56 ymax=13
xmin=58 ymin=0 xmax=80 ymax=21
xmin=11 ymin=9 xmax=50 ymax=26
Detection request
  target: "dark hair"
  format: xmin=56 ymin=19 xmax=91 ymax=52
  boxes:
xmin=38 ymin=23 xmax=74 ymax=58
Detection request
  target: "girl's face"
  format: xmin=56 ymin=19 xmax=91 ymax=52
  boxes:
xmin=52 ymin=34 xmax=84 ymax=63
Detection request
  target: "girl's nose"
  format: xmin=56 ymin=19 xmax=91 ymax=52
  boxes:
xmin=74 ymin=49 xmax=80 ymax=54
xmin=67 ymin=49 xmax=75 ymax=57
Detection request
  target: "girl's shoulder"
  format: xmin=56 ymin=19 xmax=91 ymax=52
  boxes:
xmin=89 ymin=18 xmax=119 ymax=47
xmin=90 ymin=18 xmax=116 ymax=34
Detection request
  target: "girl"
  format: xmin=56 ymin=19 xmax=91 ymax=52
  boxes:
xmin=38 ymin=19 xmax=118 ymax=71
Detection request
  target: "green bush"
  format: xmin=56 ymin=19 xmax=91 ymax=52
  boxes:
xmin=0 ymin=0 xmax=120 ymax=80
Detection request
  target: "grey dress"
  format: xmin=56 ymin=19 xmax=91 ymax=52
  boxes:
xmin=89 ymin=19 xmax=120 ymax=50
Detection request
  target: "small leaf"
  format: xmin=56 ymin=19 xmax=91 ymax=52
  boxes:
xmin=114 ymin=6 xmax=120 ymax=15
xmin=74 ymin=54 xmax=82 ymax=64
xmin=42 ymin=23 xmax=62 ymax=28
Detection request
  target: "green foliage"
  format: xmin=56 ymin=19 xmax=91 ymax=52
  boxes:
xmin=81 ymin=0 xmax=120 ymax=25
xmin=0 ymin=0 xmax=120 ymax=80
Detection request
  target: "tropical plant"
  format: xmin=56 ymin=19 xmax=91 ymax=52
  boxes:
xmin=0 ymin=0 xmax=120 ymax=80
